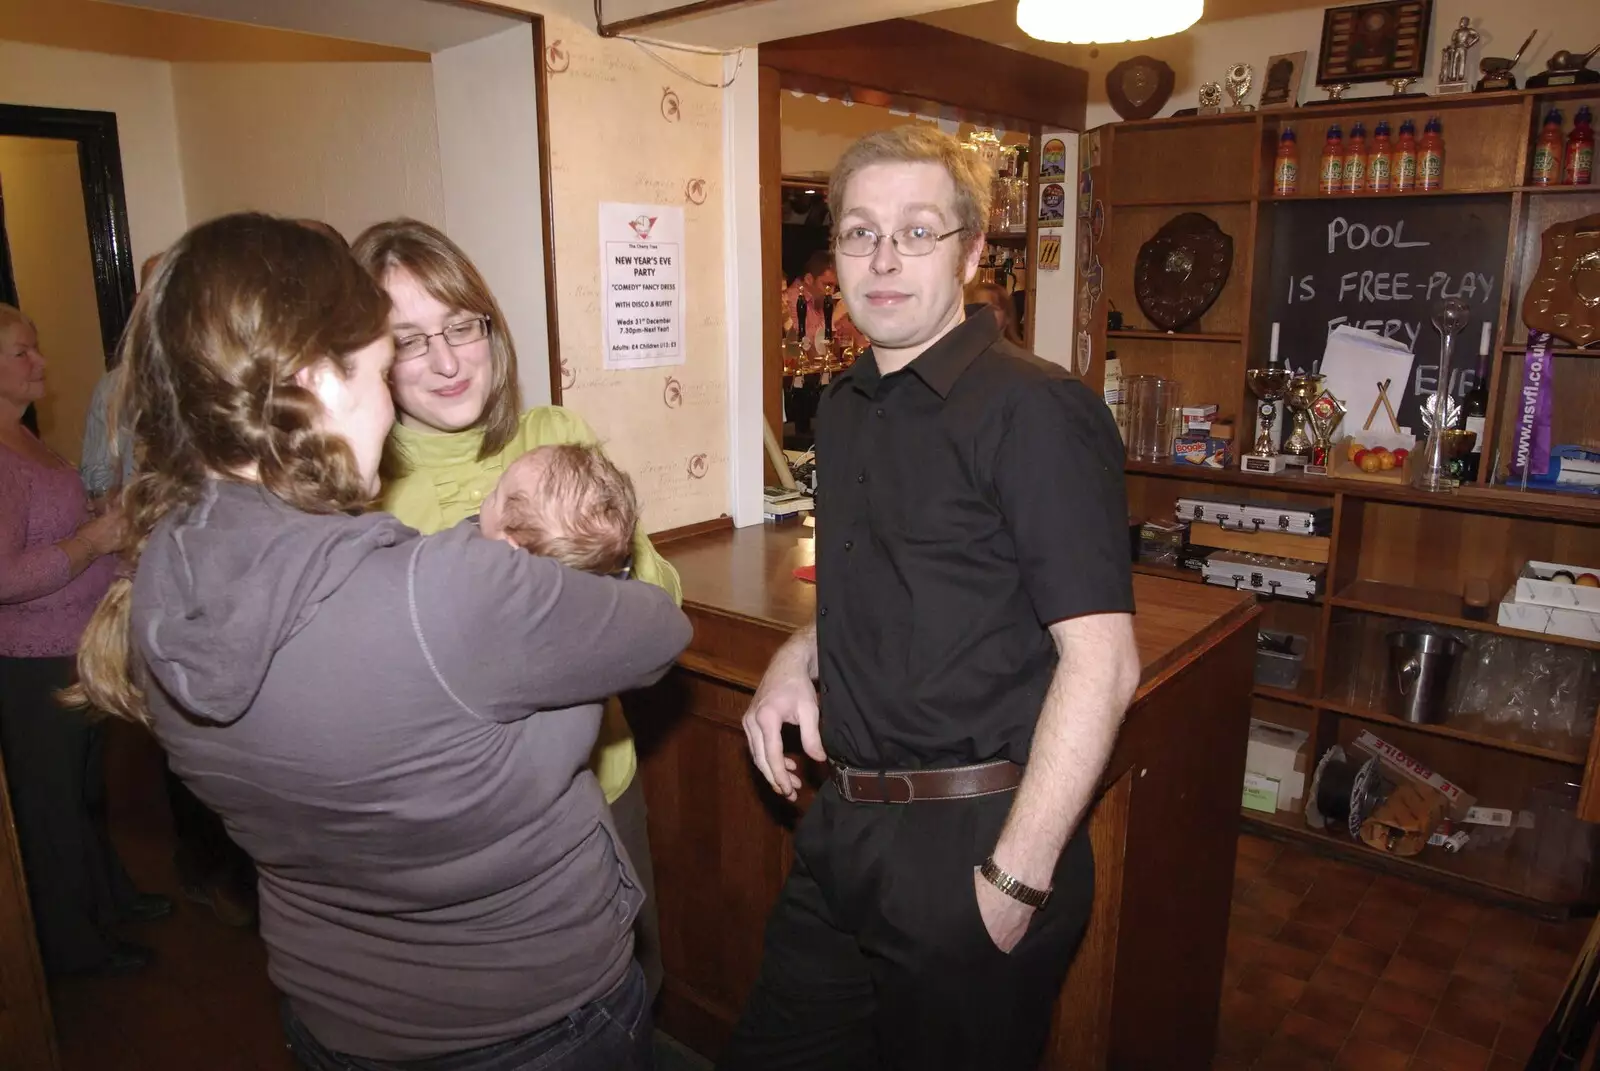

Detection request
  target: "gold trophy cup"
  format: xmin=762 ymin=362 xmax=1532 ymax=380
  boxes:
xmin=1244 ymin=367 xmax=1293 ymax=474
xmin=1282 ymin=373 xmax=1325 ymax=460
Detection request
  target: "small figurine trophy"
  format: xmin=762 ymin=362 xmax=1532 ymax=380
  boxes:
xmin=1244 ymin=367 xmax=1293 ymax=474
xmin=1306 ymin=392 xmax=1347 ymax=476
xmin=1437 ymin=17 xmax=1480 ymax=94
xmin=1224 ymin=64 xmax=1255 ymax=111
xmin=1413 ymin=299 xmax=1471 ymax=493
xmin=1198 ymin=82 xmax=1224 ymax=115
xmin=1283 ymin=373 xmax=1325 ymax=460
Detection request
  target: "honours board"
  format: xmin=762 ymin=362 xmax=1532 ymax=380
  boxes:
xmin=1258 ymin=195 xmax=1510 ymax=432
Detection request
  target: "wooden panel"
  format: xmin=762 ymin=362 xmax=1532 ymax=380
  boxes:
xmin=0 ymin=746 xmax=59 ymax=1071
xmin=1106 ymin=338 xmax=1245 ymax=425
xmin=1099 ymin=202 xmax=1255 ymax=337
xmin=1125 ymin=470 xmax=1334 ymax=526
xmin=1189 ymin=526 xmax=1331 ymax=563
xmin=759 ymin=20 xmax=1087 ymax=131
xmin=1105 ymin=118 xmax=1257 ymax=205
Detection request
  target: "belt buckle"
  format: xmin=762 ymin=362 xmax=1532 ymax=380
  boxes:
xmin=834 ymin=765 xmax=913 ymax=804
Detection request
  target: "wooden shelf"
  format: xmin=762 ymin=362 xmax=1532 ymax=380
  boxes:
xmin=1518 ymin=184 xmax=1600 ymax=194
xmin=1503 ymin=344 xmax=1600 ymax=358
xmin=1330 ymin=578 xmax=1600 ymax=654
xmin=1316 ymin=695 xmax=1588 ymax=765
xmin=1109 ymin=196 xmax=1253 ymax=208
xmin=1264 ymin=187 xmax=1511 ymax=201
xmin=1108 ymin=330 xmax=1242 ymax=343
xmin=1240 ymin=807 xmax=1586 ymax=915
xmin=1124 ymin=460 xmax=1600 ymax=523
xmin=1131 ymin=561 xmax=1198 ymax=583
xmin=985 ymin=231 xmax=1028 ymax=242
xmin=1253 ymin=683 xmax=1316 ymax=707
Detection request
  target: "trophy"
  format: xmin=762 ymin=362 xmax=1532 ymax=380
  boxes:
xmin=1306 ymin=392 xmax=1347 ymax=476
xmin=1413 ymin=299 xmax=1471 ymax=493
xmin=1224 ymin=64 xmax=1254 ymax=111
xmin=1477 ymin=31 xmax=1536 ymax=92
xmin=1437 ymin=17 xmax=1481 ymax=94
xmin=1244 ymin=367 xmax=1293 ymax=474
xmin=1320 ymin=82 xmax=1352 ymax=102
xmin=1528 ymin=43 xmax=1600 ymax=88
xmin=1283 ymin=373 xmax=1325 ymax=459
xmin=1198 ymin=82 xmax=1224 ymax=115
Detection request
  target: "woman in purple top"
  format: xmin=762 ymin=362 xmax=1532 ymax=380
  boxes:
xmin=0 ymin=303 xmax=168 ymax=976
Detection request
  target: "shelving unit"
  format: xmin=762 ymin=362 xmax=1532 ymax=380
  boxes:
xmin=1084 ymin=86 xmax=1600 ymax=914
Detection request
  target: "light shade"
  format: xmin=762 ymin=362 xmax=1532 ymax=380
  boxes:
xmin=1017 ymin=0 xmax=1203 ymax=45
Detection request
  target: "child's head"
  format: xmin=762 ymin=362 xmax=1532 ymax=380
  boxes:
xmin=480 ymin=444 xmax=637 ymax=575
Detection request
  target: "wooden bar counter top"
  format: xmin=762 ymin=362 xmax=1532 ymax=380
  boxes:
xmin=632 ymin=522 xmax=1261 ymax=1070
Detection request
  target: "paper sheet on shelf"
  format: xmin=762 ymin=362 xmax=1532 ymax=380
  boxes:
xmin=1320 ymin=325 xmax=1417 ymax=450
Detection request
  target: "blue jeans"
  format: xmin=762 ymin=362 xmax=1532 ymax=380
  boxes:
xmin=282 ymin=961 xmax=653 ymax=1071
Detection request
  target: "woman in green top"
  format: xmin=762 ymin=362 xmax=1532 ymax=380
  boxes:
xmin=353 ymin=220 xmax=679 ymax=1001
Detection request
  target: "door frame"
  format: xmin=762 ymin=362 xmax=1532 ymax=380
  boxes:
xmin=0 ymin=104 xmax=137 ymax=368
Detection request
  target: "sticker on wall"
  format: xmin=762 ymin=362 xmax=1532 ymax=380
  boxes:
xmin=661 ymin=87 xmax=681 ymax=123
xmin=1078 ymin=172 xmax=1093 ymax=219
xmin=684 ymin=178 xmax=708 ymax=205
xmin=599 ymin=201 xmax=686 ymax=371
xmin=1077 ymin=230 xmax=1094 ymax=275
xmin=545 ymin=40 xmax=570 ymax=74
xmin=1076 ymin=331 xmax=1092 ymax=375
xmin=1078 ymin=303 xmax=1092 ymax=329
xmin=1037 ymin=232 xmax=1062 ymax=272
xmin=560 ymin=357 xmax=577 ymax=391
xmin=1040 ymin=138 xmax=1068 ymax=178
xmin=1082 ymin=130 xmax=1102 ymax=171
xmin=1039 ymin=183 xmax=1066 ymax=225
xmin=1085 ymin=256 xmax=1105 ymax=304
xmin=1091 ymin=201 xmax=1107 ymax=245
xmin=687 ymin=453 xmax=709 ymax=479
xmin=664 ymin=375 xmax=684 ymax=408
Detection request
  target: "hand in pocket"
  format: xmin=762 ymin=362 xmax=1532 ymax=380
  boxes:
xmin=973 ymin=867 xmax=1035 ymax=954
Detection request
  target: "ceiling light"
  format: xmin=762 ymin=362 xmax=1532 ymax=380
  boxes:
xmin=1016 ymin=0 xmax=1203 ymax=44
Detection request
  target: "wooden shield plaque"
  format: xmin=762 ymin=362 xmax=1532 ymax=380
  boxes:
xmin=1134 ymin=213 xmax=1234 ymax=332
xmin=1522 ymin=213 xmax=1600 ymax=348
xmin=1107 ymin=56 xmax=1176 ymax=121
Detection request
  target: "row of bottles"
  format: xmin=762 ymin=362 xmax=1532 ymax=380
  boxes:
xmin=1273 ymin=118 xmax=1445 ymax=196
xmin=1531 ymin=106 xmax=1594 ymax=187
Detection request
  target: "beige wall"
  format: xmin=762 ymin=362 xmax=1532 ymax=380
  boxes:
xmin=488 ymin=1 xmax=730 ymax=533
xmin=0 ymin=41 xmax=188 ymax=269
xmin=170 ymin=60 xmax=445 ymax=240
xmin=0 ymin=137 xmax=105 ymax=462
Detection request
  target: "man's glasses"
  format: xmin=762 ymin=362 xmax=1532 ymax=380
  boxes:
xmin=834 ymin=226 xmax=966 ymax=258
xmin=395 ymin=316 xmax=490 ymax=362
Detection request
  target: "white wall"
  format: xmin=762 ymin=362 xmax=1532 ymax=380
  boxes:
xmin=170 ymin=59 xmax=445 ymax=238
xmin=1083 ymin=0 xmax=1600 ymax=128
xmin=0 ymin=41 xmax=187 ymax=268
xmin=0 ymin=136 xmax=105 ymax=461
xmin=431 ymin=24 xmax=551 ymax=409
xmin=1032 ymin=130 xmax=1077 ymax=372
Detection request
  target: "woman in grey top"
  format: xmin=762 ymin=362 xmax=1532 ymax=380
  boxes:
xmin=70 ymin=213 xmax=690 ymax=1070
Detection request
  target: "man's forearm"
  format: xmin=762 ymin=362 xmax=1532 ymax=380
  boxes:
xmin=991 ymin=629 xmax=1138 ymax=889
xmin=776 ymin=617 xmax=819 ymax=680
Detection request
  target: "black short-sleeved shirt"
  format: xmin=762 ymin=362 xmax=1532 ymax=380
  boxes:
xmin=813 ymin=309 xmax=1134 ymax=771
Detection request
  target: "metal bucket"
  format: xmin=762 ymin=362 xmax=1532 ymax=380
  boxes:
xmin=1386 ymin=630 xmax=1466 ymax=724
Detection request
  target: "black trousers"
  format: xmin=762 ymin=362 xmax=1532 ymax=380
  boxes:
xmin=166 ymin=766 xmax=255 ymax=894
xmin=0 ymin=655 xmax=137 ymax=974
xmin=720 ymin=783 xmax=1094 ymax=1071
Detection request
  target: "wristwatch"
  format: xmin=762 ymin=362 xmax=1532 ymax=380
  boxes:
xmin=980 ymin=856 xmax=1051 ymax=910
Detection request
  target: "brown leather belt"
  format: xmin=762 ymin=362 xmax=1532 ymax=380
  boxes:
xmin=830 ymin=759 xmax=1023 ymax=804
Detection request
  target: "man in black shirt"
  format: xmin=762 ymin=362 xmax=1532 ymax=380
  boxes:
xmin=723 ymin=125 xmax=1140 ymax=1071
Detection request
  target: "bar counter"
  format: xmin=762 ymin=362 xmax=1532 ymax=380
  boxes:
xmin=631 ymin=522 xmax=1261 ymax=1069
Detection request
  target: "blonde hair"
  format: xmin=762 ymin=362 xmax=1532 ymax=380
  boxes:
xmin=829 ymin=125 xmax=993 ymax=250
xmin=68 ymin=213 xmax=392 ymax=723
xmin=0 ymin=303 xmax=34 ymax=340
xmin=351 ymin=219 xmax=520 ymax=461
xmin=499 ymin=444 xmax=637 ymax=575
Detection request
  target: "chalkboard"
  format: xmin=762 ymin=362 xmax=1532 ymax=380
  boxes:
xmin=1259 ymin=195 xmax=1510 ymax=433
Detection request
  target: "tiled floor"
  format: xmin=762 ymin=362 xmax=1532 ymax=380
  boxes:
xmin=45 ymin=725 xmax=1593 ymax=1069
xmin=1219 ymin=832 xmax=1591 ymax=1071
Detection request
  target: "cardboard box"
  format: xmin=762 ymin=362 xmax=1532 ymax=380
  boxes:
xmin=1173 ymin=432 xmax=1235 ymax=469
xmin=1242 ymin=772 xmax=1280 ymax=814
xmin=1515 ymin=560 xmax=1600 ymax=614
xmin=1247 ymin=719 xmax=1310 ymax=811
xmin=1499 ymin=584 xmax=1600 ymax=643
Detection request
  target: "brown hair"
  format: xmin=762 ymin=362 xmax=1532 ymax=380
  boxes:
xmin=68 ymin=212 xmax=392 ymax=723
xmin=828 ymin=125 xmax=994 ymax=250
xmin=966 ymin=280 xmax=1023 ymax=345
xmin=500 ymin=444 xmax=637 ymax=576
xmin=350 ymin=219 xmax=519 ymax=461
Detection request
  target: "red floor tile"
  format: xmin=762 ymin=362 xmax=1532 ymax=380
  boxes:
xmin=1381 ymin=955 xmax=1453 ymax=999
xmin=1350 ymin=1008 xmax=1426 ymax=1053
xmin=1334 ymin=1037 xmax=1413 ymax=1071
xmin=1237 ymin=964 xmax=1309 ymax=1008
xmin=1325 ymin=935 xmax=1393 ymax=978
xmin=1412 ymin=1029 xmax=1491 ymax=1071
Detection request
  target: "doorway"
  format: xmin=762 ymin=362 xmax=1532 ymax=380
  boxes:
xmin=0 ymin=104 xmax=136 ymax=461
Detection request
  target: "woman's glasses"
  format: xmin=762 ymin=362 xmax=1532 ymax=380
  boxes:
xmin=395 ymin=316 xmax=490 ymax=362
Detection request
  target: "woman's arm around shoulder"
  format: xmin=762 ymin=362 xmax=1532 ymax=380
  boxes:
xmin=517 ymin=406 xmax=682 ymax=605
xmin=406 ymin=522 xmax=692 ymax=722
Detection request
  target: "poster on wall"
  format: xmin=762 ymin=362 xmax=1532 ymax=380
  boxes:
xmin=599 ymin=201 xmax=686 ymax=370
xmin=1037 ymin=232 xmax=1062 ymax=271
xmin=1039 ymin=183 xmax=1066 ymax=225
